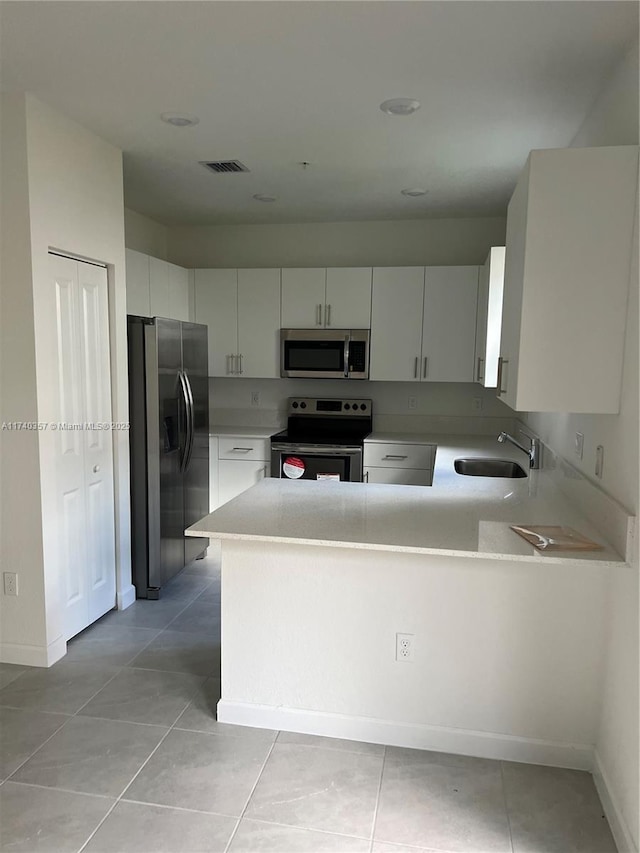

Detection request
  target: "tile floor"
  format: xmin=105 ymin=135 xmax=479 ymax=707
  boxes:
xmin=0 ymin=548 xmax=617 ymax=853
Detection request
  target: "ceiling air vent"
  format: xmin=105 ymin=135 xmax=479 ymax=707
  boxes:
xmin=200 ymin=160 xmax=250 ymax=174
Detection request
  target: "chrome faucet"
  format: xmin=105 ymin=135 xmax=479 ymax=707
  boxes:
xmin=497 ymin=432 xmax=541 ymax=469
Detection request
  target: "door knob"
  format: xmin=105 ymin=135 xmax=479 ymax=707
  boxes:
xmin=93 ymin=465 xmax=100 ymax=473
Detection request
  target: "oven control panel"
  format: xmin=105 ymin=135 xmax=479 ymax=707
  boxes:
xmin=287 ymin=398 xmax=371 ymax=416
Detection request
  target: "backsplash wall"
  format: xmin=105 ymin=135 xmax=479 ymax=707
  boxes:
xmin=209 ymin=377 xmax=516 ymax=436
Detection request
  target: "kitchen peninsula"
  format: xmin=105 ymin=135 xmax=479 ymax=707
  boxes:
xmin=186 ymin=435 xmax=632 ymax=772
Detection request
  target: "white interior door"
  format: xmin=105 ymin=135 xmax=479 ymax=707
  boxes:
xmin=51 ymin=253 xmax=116 ymax=640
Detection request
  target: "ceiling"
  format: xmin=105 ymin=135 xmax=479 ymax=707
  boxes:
xmin=1 ymin=1 xmax=637 ymax=226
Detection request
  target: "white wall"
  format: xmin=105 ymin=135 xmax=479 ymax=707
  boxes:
xmin=124 ymin=207 xmax=169 ymax=260
xmin=0 ymin=93 xmax=132 ymax=666
xmin=522 ymin=39 xmax=639 ymax=852
xmin=168 ymin=217 xmax=506 ymax=269
xmin=0 ymin=93 xmax=49 ymax=656
xmin=211 ymin=376 xmax=515 ymax=436
xmin=221 ymin=540 xmax=608 ymax=770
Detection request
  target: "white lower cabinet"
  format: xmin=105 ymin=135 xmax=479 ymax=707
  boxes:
xmin=211 ymin=435 xmax=271 ymax=509
xmin=363 ymin=440 xmax=435 ymax=487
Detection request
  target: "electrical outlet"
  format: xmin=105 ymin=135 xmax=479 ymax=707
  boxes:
xmin=595 ymin=445 xmax=604 ymax=478
xmin=250 ymin=391 xmax=260 ymax=408
xmin=408 ymin=396 xmax=417 ymax=410
xmin=395 ymin=632 xmax=414 ymax=662
xmin=3 ymin=572 xmax=17 ymax=596
xmin=574 ymin=432 xmax=584 ymax=459
xmin=472 ymin=397 xmax=483 ymax=413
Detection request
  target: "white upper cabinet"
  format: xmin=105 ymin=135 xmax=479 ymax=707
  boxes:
xmin=237 ymin=268 xmax=281 ymax=378
xmin=422 ymin=266 xmax=479 ymax=382
xmin=125 ymin=249 xmax=150 ymax=316
xmin=370 ymin=266 xmax=478 ymax=382
xmin=167 ymin=262 xmax=190 ymax=322
xmin=370 ymin=267 xmax=425 ymax=381
xmin=474 ymin=248 xmax=505 ymax=388
xmin=281 ymin=268 xmax=326 ymax=328
xmin=194 ymin=268 xmax=280 ymax=378
xmin=149 ymin=256 xmax=170 ymax=318
xmin=125 ymin=250 xmax=191 ymax=322
xmin=498 ymin=146 xmax=638 ymax=413
xmin=325 ymin=268 xmax=372 ymax=328
xmin=195 ymin=268 xmax=238 ymax=377
xmin=281 ymin=267 xmax=372 ymax=329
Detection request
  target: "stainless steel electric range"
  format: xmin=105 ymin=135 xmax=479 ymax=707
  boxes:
xmin=270 ymin=397 xmax=372 ymax=482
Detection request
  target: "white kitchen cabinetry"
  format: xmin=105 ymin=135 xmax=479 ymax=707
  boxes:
xmin=281 ymin=268 xmax=326 ymax=328
xmin=167 ymin=262 xmax=190 ymax=322
xmin=370 ymin=266 xmax=478 ymax=382
xmin=149 ymin=256 xmax=170 ymax=318
xmin=126 ymin=250 xmax=192 ymax=321
xmin=474 ymin=247 xmax=505 ymax=388
xmin=422 ymin=267 xmax=479 ymax=382
xmin=281 ymin=267 xmax=372 ymax=328
xmin=498 ymin=146 xmax=638 ymax=414
xmin=237 ymin=268 xmax=281 ymax=378
xmin=125 ymin=249 xmax=150 ymax=316
xmin=325 ymin=268 xmax=372 ymax=328
xmin=195 ymin=268 xmax=280 ymax=378
xmin=364 ymin=440 xmax=435 ymax=486
xmin=370 ymin=267 xmax=425 ymax=381
xmin=215 ymin=436 xmax=271 ymax=508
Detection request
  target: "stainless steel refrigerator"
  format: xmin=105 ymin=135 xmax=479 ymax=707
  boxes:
xmin=127 ymin=316 xmax=209 ymax=598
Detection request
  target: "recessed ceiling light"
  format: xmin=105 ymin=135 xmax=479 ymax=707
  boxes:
xmin=380 ymin=98 xmax=421 ymax=116
xmin=401 ymin=188 xmax=428 ymax=197
xmin=253 ymin=194 xmax=277 ymax=203
xmin=161 ymin=112 xmax=199 ymax=127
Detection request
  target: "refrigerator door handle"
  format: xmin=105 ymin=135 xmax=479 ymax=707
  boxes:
xmin=178 ymin=371 xmax=192 ymax=472
xmin=182 ymin=370 xmax=196 ymax=472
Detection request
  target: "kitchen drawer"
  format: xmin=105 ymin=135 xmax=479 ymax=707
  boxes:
xmin=363 ymin=442 xmax=435 ymax=470
xmin=364 ymin=467 xmax=433 ymax=486
xmin=218 ymin=436 xmax=270 ymax=461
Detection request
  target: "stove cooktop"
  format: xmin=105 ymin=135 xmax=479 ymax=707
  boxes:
xmin=271 ymin=397 xmax=372 ymax=447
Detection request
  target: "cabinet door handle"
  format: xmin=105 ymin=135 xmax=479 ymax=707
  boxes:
xmin=316 ymin=304 xmax=322 ymax=326
xmin=226 ymin=355 xmax=230 ymax=375
xmin=383 ymin=454 xmax=408 ymax=460
xmin=497 ymin=357 xmax=509 ymax=394
xmin=414 ymin=357 xmax=419 ymax=378
xmin=238 ymin=353 xmax=243 ymax=375
xmin=423 ymin=357 xmax=428 ymax=378
xmin=364 ymin=470 xmax=369 ymax=483
xmin=476 ymin=356 xmax=484 ymax=383
xmin=326 ymin=304 xmax=331 ymax=326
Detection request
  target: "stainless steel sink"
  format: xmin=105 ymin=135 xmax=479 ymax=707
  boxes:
xmin=454 ymin=458 xmax=528 ymax=478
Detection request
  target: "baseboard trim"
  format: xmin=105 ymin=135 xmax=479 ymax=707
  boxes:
xmin=593 ymin=749 xmax=638 ymax=853
xmin=117 ymin=584 xmax=136 ymax=610
xmin=0 ymin=634 xmax=66 ymax=668
xmin=217 ymin=700 xmax=594 ymax=770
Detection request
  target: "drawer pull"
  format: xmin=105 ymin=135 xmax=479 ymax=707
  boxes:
xmin=383 ymin=454 xmax=408 ymax=460
xmin=231 ymin=447 xmax=253 ymax=453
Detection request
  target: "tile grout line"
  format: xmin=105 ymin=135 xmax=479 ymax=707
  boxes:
xmin=500 ymin=761 xmax=516 ymax=853
xmin=222 ymin=736 xmax=279 ymax=853
xmin=0 ymin=714 xmax=73 ymax=785
xmin=76 ymin=722 xmax=176 ymax=853
xmin=368 ymin=744 xmax=387 ymax=852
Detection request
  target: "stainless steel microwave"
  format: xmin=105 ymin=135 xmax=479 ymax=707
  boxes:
xmin=280 ymin=329 xmax=370 ymax=379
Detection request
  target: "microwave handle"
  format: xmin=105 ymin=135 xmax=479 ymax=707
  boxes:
xmin=344 ymin=334 xmax=350 ymax=378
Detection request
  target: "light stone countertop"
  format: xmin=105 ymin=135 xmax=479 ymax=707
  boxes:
xmin=188 ymin=433 xmax=627 ymax=566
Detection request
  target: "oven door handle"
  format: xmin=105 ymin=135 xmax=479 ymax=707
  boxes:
xmin=272 ymin=444 xmax=362 ymax=456
xmin=344 ymin=334 xmax=350 ymax=378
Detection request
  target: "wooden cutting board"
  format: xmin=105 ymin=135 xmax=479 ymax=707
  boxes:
xmin=510 ymin=525 xmax=603 ymax=551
